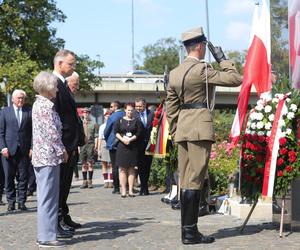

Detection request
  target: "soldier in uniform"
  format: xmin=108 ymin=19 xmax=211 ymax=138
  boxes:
xmin=79 ymin=108 xmax=98 ymax=189
xmin=166 ymin=27 xmax=242 ymax=244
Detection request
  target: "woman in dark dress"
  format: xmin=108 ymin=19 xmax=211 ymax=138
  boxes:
xmin=114 ymin=103 xmax=142 ymax=198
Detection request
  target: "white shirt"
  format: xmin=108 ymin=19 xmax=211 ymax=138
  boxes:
xmin=13 ymin=104 xmax=22 ymax=125
xmin=53 ymin=70 xmax=66 ymax=83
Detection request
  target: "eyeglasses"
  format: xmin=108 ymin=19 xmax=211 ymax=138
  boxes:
xmin=63 ymin=61 xmax=76 ymax=67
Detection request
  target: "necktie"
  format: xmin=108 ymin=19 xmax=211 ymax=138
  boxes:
xmin=140 ymin=112 xmax=146 ymax=127
xmin=16 ymin=108 xmax=21 ymax=127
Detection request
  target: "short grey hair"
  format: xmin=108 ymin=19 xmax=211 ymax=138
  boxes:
xmin=12 ymin=89 xmax=26 ymax=99
xmin=53 ymin=49 xmax=76 ymax=65
xmin=33 ymin=71 xmax=58 ymax=94
xmin=135 ymin=97 xmax=146 ymax=104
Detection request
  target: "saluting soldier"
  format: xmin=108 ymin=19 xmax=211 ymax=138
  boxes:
xmin=166 ymin=27 xmax=242 ymax=245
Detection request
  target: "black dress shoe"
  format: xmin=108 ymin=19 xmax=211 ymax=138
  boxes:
xmin=7 ymin=203 xmax=15 ymax=211
xmin=18 ymin=203 xmax=27 ymax=211
xmin=60 ymin=220 xmax=75 ymax=232
xmin=64 ymin=215 xmax=82 ymax=229
xmin=57 ymin=225 xmax=73 ymax=239
xmin=112 ymin=189 xmax=120 ymax=194
xmin=171 ymin=201 xmax=181 ymax=210
xmin=139 ymin=191 xmax=149 ymax=196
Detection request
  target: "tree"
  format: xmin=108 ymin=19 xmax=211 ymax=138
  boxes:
xmin=0 ymin=0 xmax=66 ymax=68
xmin=136 ymin=37 xmax=180 ymax=74
xmin=270 ymin=0 xmax=289 ymax=84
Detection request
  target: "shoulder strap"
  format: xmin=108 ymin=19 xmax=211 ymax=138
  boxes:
xmin=180 ymin=63 xmax=198 ymax=104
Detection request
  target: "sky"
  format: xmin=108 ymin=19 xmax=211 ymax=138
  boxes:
xmin=54 ymin=0 xmax=267 ymax=74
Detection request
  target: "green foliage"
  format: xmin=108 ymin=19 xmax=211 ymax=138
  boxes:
xmin=0 ymin=49 xmax=39 ymax=105
xmin=136 ymin=37 xmax=179 ymax=74
xmin=0 ymin=0 xmax=66 ymax=68
xmin=149 ymin=158 xmax=167 ymax=188
xmin=76 ymin=55 xmax=104 ymax=92
xmin=270 ymin=0 xmax=289 ymax=84
xmin=213 ymin=110 xmax=236 ymax=143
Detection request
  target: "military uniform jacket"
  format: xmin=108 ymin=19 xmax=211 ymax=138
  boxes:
xmin=166 ymin=57 xmax=242 ymax=143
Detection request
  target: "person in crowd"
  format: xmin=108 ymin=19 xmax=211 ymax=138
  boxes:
xmin=115 ymin=102 xmax=142 ymax=198
xmin=0 ymin=143 xmax=4 ymax=206
xmin=104 ymin=101 xmax=125 ymax=194
xmin=166 ymin=26 xmax=242 ymax=244
xmin=53 ymin=49 xmax=81 ymax=238
xmin=134 ymin=97 xmax=154 ymax=196
xmin=66 ymin=72 xmax=80 ymax=181
xmin=0 ymin=89 xmax=32 ymax=211
xmin=98 ymin=111 xmax=113 ymax=188
xmin=32 ymin=71 xmax=68 ymax=248
xmin=79 ymin=107 xmax=98 ymax=189
xmin=27 ymin=163 xmax=36 ymax=196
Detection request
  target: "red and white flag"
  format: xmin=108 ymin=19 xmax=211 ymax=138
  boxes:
xmin=289 ymin=0 xmax=300 ymax=89
xmin=230 ymin=0 xmax=272 ymax=144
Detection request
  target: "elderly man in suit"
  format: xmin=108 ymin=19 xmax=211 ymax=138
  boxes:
xmin=0 ymin=89 xmax=32 ymax=211
xmin=53 ymin=49 xmax=81 ymax=238
xmin=166 ymin=27 xmax=242 ymax=244
xmin=134 ymin=97 xmax=154 ymax=196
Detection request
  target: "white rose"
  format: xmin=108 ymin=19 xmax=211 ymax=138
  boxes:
xmin=249 ymin=112 xmax=257 ymax=120
xmin=279 ymin=119 xmax=286 ymax=127
xmin=250 ymin=130 xmax=256 ymax=135
xmin=251 ymin=123 xmax=257 ymax=130
xmin=256 ymin=121 xmax=264 ymax=129
xmin=245 ymin=128 xmax=251 ymax=134
xmin=275 ymin=93 xmax=284 ymax=100
xmin=272 ymin=98 xmax=279 ymax=103
xmin=290 ymin=104 xmax=297 ymax=112
xmin=286 ymin=128 xmax=292 ymax=135
xmin=265 ymin=122 xmax=272 ymax=130
xmin=255 ymin=104 xmax=264 ymax=111
xmin=280 ymin=132 xmax=286 ymax=138
xmin=286 ymin=98 xmax=291 ymax=103
xmin=267 ymin=131 xmax=271 ymax=137
xmin=287 ymin=112 xmax=295 ymax=120
xmin=258 ymin=131 xmax=265 ymax=136
xmin=264 ymin=105 xmax=272 ymax=113
xmin=268 ymin=114 xmax=275 ymax=121
xmin=258 ymin=113 xmax=264 ymax=121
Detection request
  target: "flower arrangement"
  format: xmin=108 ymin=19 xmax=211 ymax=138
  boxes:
xmin=241 ymin=90 xmax=300 ymax=199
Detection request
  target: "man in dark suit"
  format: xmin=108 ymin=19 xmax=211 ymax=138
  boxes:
xmin=0 ymin=89 xmax=32 ymax=211
xmin=53 ymin=50 xmax=81 ymax=238
xmin=134 ymin=98 xmax=154 ymax=196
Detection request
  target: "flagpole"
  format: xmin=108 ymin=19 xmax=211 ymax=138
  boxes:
xmin=205 ymin=0 xmax=211 ymax=63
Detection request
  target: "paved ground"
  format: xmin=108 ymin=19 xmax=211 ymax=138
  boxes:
xmin=1 ymin=169 xmax=300 ymax=250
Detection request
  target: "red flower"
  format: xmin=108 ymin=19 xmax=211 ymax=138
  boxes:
xmin=279 ymin=148 xmax=288 ymax=155
xmin=250 ymin=144 xmax=257 ymax=151
xmin=285 ymin=165 xmax=293 ymax=173
xmin=289 ymin=155 xmax=296 ymax=163
xmin=256 ymin=154 xmax=263 ymax=162
xmin=256 ymin=167 xmax=264 ymax=174
xmin=279 ymin=137 xmax=287 ymax=146
xmin=256 ymin=144 xmax=263 ymax=152
xmin=277 ymin=170 xmax=283 ymax=177
xmin=277 ymin=158 xmax=284 ymax=166
xmin=246 ymin=141 xmax=252 ymax=149
xmin=243 ymin=153 xmax=248 ymax=160
xmin=248 ymin=154 xmax=253 ymax=161
xmin=245 ymin=175 xmax=252 ymax=181
xmin=266 ymin=136 xmax=270 ymax=143
xmin=288 ymin=150 xmax=296 ymax=157
xmin=258 ymin=135 xmax=265 ymax=143
xmin=251 ymin=134 xmax=258 ymax=141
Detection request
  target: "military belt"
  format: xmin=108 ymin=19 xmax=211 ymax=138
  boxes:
xmin=180 ymin=102 xmax=207 ymax=110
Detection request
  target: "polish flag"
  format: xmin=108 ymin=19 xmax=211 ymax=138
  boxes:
xmin=230 ymin=0 xmax=272 ymax=144
xmin=289 ymin=0 xmax=300 ymax=89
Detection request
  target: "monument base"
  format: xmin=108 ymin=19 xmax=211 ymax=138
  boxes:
xmin=229 ymin=195 xmax=272 ymax=221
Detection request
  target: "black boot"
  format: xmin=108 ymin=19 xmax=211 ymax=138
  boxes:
xmin=198 ymin=179 xmax=209 ymax=217
xmin=181 ymin=189 xmax=215 ymax=244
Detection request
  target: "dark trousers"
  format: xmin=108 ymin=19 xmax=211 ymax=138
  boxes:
xmin=0 ymin=160 xmax=4 ymax=197
xmin=59 ymin=150 xmax=77 ymax=218
xmin=109 ymin=150 xmax=119 ymax=190
xmin=139 ymin=154 xmax=153 ymax=193
xmin=27 ymin=163 xmax=36 ymax=192
xmin=1 ymin=147 xmax=29 ymax=204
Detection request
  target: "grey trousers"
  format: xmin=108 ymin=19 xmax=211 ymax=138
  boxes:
xmin=34 ymin=165 xmax=60 ymax=242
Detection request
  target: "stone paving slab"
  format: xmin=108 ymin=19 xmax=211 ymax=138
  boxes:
xmin=0 ymin=169 xmax=300 ymax=249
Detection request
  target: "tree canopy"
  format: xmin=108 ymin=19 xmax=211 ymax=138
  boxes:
xmin=136 ymin=37 xmax=180 ymax=74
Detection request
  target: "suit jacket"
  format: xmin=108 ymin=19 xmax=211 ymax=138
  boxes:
xmin=54 ymin=78 xmax=79 ymax=152
xmin=0 ymin=105 xmax=32 ymax=155
xmin=104 ymin=109 xmax=125 ymax=150
xmin=166 ymin=57 xmax=242 ymax=143
xmin=133 ymin=109 xmax=154 ymax=148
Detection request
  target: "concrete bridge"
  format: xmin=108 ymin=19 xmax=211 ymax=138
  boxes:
xmin=74 ymin=77 xmax=258 ymax=111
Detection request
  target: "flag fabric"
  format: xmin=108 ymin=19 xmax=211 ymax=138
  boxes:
xmin=230 ymin=0 xmax=272 ymax=144
xmin=289 ymin=0 xmax=300 ymax=89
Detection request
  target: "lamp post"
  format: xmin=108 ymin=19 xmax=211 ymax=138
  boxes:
xmin=131 ymin=0 xmax=135 ymax=70
xmin=205 ymin=0 xmax=211 ymax=63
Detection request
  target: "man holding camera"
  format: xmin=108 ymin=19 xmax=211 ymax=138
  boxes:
xmin=166 ymin=27 xmax=242 ymax=245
